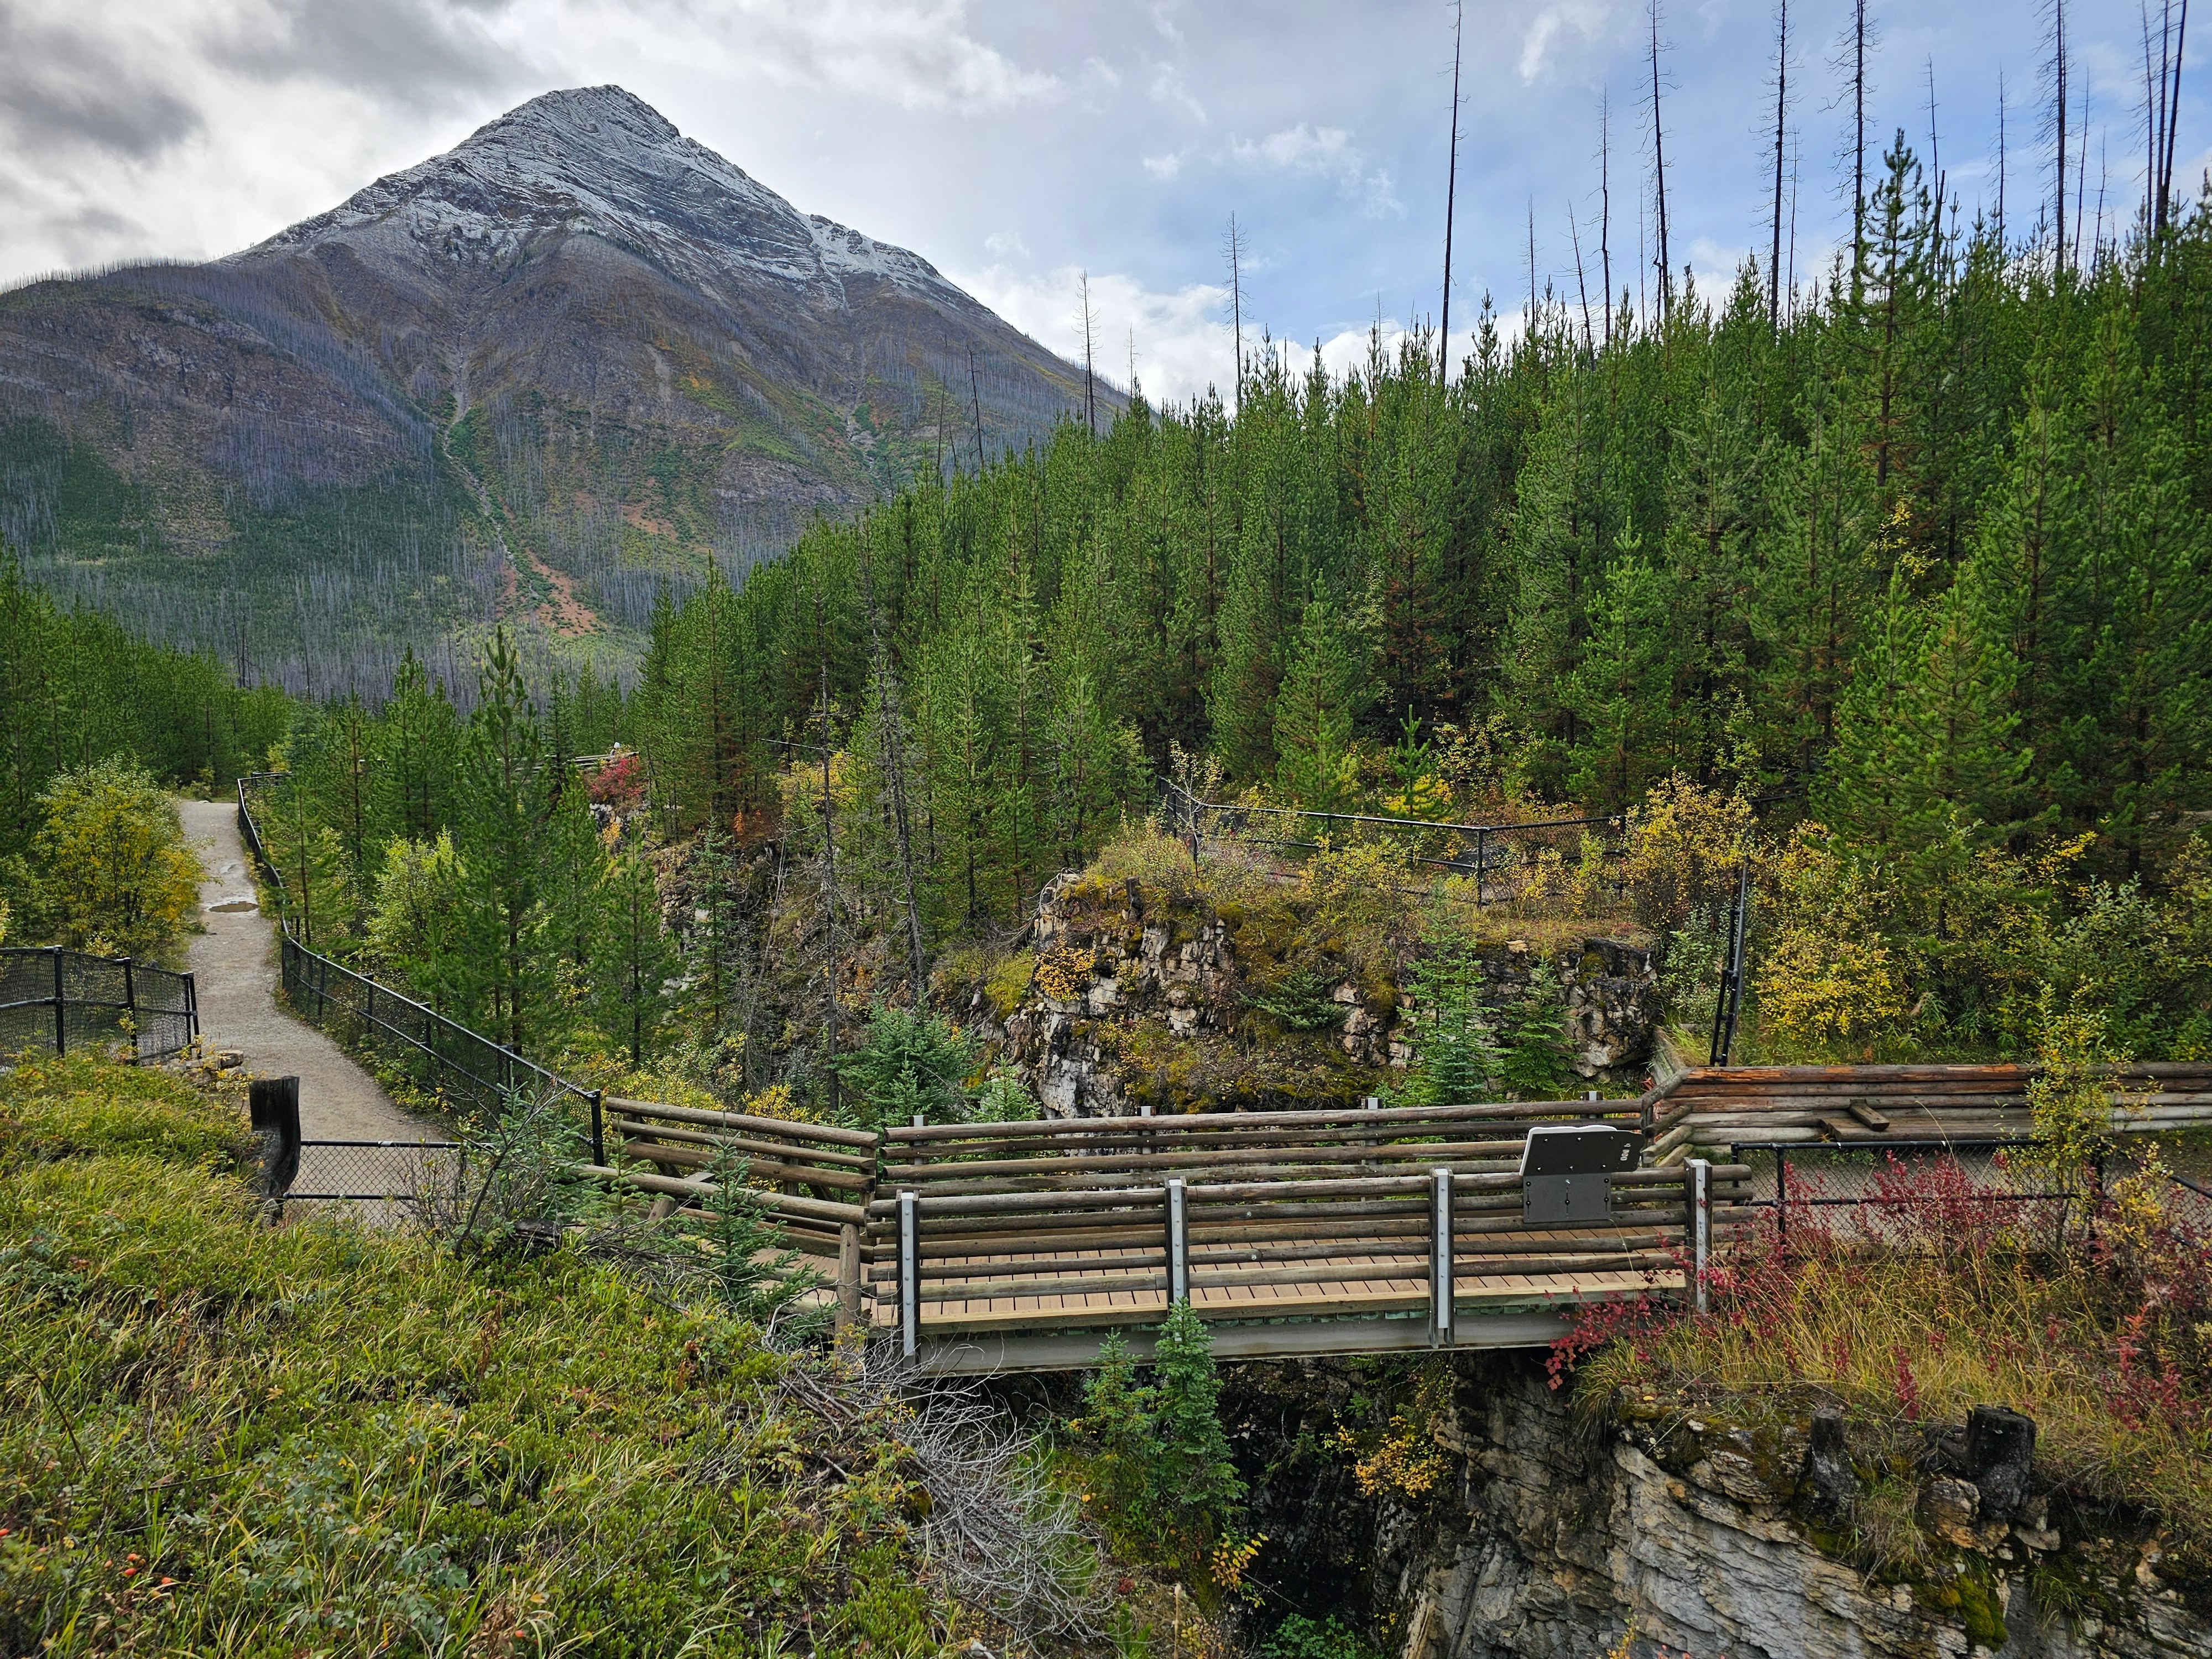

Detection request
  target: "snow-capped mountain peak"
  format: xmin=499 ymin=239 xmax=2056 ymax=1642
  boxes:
xmin=246 ymin=86 xmax=968 ymax=311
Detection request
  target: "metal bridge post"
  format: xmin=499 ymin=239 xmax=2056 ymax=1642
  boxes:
xmin=1432 ymin=1167 xmax=1454 ymax=1344
xmin=1688 ymin=1158 xmax=1712 ymax=1315
xmin=899 ymin=1190 xmax=920 ymax=1361
xmin=1776 ymin=1147 xmax=1790 ymax=1256
xmin=1166 ymin=1177 xmax=1189 ymax=1304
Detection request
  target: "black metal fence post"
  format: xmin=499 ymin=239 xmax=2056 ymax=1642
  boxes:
xmin=589 ymin=1089 xmax=606 ymax=1167
xmin=1776 ymin=1145 xmax=1790 ymax=1256
xmin=51 ymin=946 xmax=65 ymax=1056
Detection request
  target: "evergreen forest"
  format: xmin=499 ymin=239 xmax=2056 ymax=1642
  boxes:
xmin=228 ymin=140 xmax=2212 ymax=1105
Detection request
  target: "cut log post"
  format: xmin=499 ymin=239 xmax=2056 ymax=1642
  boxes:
xmin=249 ymin=1076 xmax=302 ymax=1216
xmin=1964 ymin=1405 xmax=2036 ymax=1519
xmin=836 ymin=1223 xmax=863 ymax=1332
xmin=1801 ymin=1404 xmax=1857 ymax=1520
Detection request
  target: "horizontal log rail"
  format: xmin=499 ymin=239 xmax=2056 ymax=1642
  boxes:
xmin=581 ymin=1021 xmax=2212 ymax=1363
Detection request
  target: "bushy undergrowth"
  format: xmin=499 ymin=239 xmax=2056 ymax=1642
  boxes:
xmin=1556 ymin=1154 xmax=2212 ymax=1573
xmin=0 ymin=1056 xmax=1082 ymax=1656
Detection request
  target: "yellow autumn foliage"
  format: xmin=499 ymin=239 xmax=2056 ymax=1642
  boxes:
xmin=33 ymin=756 xmax=202 ymax=961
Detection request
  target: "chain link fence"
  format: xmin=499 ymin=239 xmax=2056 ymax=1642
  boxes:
xmin=0 ymin=946 xmax=197 ymax=1061
xmin=1161 ymin=781 xmax=1629 ymax=907
xmin=1720 ymin=1139 xmax=2212 ymax=1251
xmin=288 ymin=1139 xmax=466 ymax=1202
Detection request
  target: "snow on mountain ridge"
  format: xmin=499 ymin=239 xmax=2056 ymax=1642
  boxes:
xmin=243 ymin=86 xmax=969 ymax=313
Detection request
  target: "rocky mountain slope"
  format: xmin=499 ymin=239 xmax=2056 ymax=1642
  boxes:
xmin=0 ymin=86 xmax=1104 ymax=688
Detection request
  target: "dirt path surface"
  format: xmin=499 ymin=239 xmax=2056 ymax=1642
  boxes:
xmin=179 ymin=798 xmax=439 ymax=1142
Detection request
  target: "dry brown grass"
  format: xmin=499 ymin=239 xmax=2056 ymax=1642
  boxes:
xmin=1570 ymin=1165 xmax=2212 ymax=1565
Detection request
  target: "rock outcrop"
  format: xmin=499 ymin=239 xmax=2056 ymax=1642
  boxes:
xmin=966 ymin=872 xmax=1662 ymax=1117
xmin=1233 ymin=1355 xmax=2210 ymax=1659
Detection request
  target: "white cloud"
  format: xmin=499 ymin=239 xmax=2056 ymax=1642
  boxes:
xmin=1517 ymin=0 xmax=1614 ymax=83
xmin=1230 ymin=122 xmax=1402 ymax=216
xmin=1147 ymin=60 xmax=1206 ymax=123
xmin=666 ymin=0 xmax=1063 ymax=113
xmin=984 ymin=228 xmax=1030 ymax=258
xmin=951 ymin=260 xmax=1233 ymax=404
xmin=1234 ymin=123 xmax=1355 ymax=175
xmin=1142 ymin=151 xmax=1183 ymax=180
xmin=1147 ymin=0 xmax=1182 ymax=45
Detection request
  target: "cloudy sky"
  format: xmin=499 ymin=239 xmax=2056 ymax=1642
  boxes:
xmin=0 ymin=0 xmax=2190 ymax=401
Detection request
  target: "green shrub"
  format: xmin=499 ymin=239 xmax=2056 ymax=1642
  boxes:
xmin=1262 ymin=1613 xmax=1383 ymax=1659
xmin=837 ymin=1003 xmax=978 ymax=1129
xmin=29 ymin=756 xmax=203 ymax=961
xmin=701 ymin=1140 xmax=826 ymax=1334
xmin=1391 ymin=935 xmax=1500 ymax=1105
xmin=1076 ymin=1307 xmax=1245 ymax=1572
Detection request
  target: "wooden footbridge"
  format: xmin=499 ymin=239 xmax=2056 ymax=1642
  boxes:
xmin=578 ymin=1059 xmax=2212 ymax=1374
xmin=586 ymin=1084 xmax=1747 ymax=1373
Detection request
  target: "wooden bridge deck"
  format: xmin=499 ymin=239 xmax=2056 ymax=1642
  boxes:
xmin=884 ymin=1238 xmax=1662 ymax=1333
xmin=585 ymin=1061 xmax=2212 ymax=1373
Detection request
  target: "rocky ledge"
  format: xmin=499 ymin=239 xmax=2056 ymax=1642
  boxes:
xmin=963 ymin=873 xmax=1662 ymax=1117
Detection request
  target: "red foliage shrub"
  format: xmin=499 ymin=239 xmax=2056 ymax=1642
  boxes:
xmin=588 ymin=752 xmax=645 ymax=810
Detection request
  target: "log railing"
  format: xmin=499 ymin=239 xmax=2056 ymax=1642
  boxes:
xmin=588 ymin=1058 xmax=2212 ymax=1360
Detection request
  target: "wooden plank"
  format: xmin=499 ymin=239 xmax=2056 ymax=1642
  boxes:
xmin=613 ymin=1139 xmax=873 ymax=1191
xmin=879 ymin=1138 xmax=1552 ymax=1181
xmin=607 ymin=1097 xmax=881 ymax=1148
xmin=608 ymin=1117 xmax=877 ymax=1170
xmin=577 ymin=1162 xmax=868 ymax=1224
xmin=886 ymin=1097 xmax=1644 ymax=1143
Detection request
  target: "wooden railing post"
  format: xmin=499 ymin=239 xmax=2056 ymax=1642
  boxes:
xmin=1431 ymin=1167 xmax=1454 ymax=1344
xmin=1687 ymin=1157 xmax=1711 ymax=1315
xmin=837 ymin=1223 xmax=863 ymax=1332
xmin=899 ymin=1190 xmax=920 ymax=1360
xmin=1166 ymin=1176 xmax=1189 ymax=1304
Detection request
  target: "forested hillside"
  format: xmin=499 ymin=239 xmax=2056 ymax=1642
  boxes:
xmin=255 ymin=148 xmax=2212 ymax=1109
xmin=0 ymin=559 xmax=289 ymax=869
xmin=0 ymin=88 xmax=1112 ymax=699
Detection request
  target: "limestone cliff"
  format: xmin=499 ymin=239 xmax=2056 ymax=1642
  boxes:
xmin=1230 ymin=1355 xmax=2210 ymax=1659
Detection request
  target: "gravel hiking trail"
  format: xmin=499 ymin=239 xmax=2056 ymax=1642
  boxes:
xmin=179 ymin=797 xmax=439 ymax=1142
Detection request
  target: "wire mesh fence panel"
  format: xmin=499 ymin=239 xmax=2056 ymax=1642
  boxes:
xmin=0 ymin=947 xmax=197 ymax=1061
xmin=2167 ymin=1173 xmax=2212 ymax=1230
xmin=1161 ymin=782 xmax=1628 ymax=908
xmin=1729 ymin=1140 xmax=2086 ymax=1253
xmin=289 ymin=1140 xmax=465 ymax=1202
xmin=278 ymin=937 xmax=525 ymax=1114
